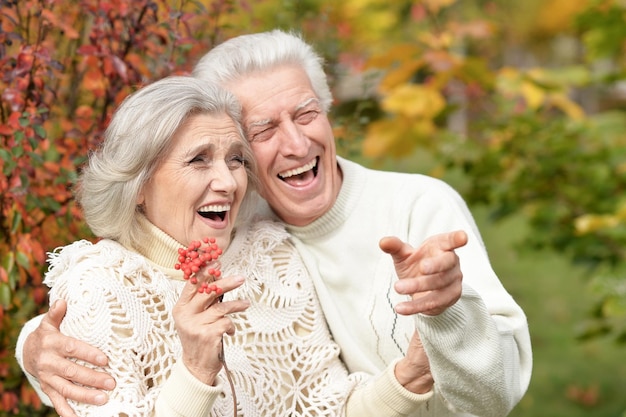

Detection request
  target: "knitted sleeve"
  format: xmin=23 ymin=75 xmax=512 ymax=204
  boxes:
xmin=44 ymin=240 xmax=220 ymax=417
xmin=404 ymin=181 xmax=532 ymax=417
xmin=345 ymin=358 xmax=433 ymax=416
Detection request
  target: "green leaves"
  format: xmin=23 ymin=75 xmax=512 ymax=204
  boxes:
xmin=576 ymin=1 xmax=626 ymax=62
xmin=344 ymin=0 xmax=626 ymax=346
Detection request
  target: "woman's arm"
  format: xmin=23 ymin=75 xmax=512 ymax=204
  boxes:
xmin=39 ymin=240 xmax=239 ymax=417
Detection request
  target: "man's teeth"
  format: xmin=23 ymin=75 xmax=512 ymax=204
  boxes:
xmin=279 ymin=159 xmax=317 ymax=179
xmin=198 ymin=204 xmax=230 ymax=213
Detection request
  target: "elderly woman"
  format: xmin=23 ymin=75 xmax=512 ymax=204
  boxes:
xmin=26 ymin=76 xmax=426 ymax=417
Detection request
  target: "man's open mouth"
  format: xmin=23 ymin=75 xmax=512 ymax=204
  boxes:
xmin=277 ymin=157 xmax=319 ymax=185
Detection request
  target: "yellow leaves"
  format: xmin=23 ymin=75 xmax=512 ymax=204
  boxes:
xmin=575 ymin=203 xmax=626 ymax=235
xmin=549 ymin=94 xmax=585 ymax=120
xmin=339 ymin=0 xmax=405 ymax=45
xmin=363 ymin=83 xmax=444 ymax=158
xmin=366 ymin=44 xmax=426 ymax=95
xmin=448 ymin=20 xmax=494 ymax=40
xmin=418 ymin=0 xmax=457 ymax=14
xmin=367 ymin=44 xmax=421 ymax=68
xmin=417 ymin=31 xmax=454 ymax=50
xmin=369 ymin=41 xmax=461 ymax=88
xmin=362 ymin=119 xmax=403 ymax=157
xmin=377 ymin=60 xmax=424 ymax=93
xmin=519 ymin=80 xmax=546 ymax=110
xmin=534 ymin=0 xmax=589 ymax=36
xmin=363 ymin=117 xmax=437 ymax=158
xmin=382 ymin=84 xmax=445 ymax=118
xmin=575 ymin=214 xmax=619 ymax=235
xmin=496 ymin=67 xmax=587 ymax=119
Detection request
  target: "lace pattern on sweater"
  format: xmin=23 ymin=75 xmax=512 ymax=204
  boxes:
xmin=215 ymin=221 xmax=360 ymax=416
xmin=44 ymin=221 xmax=360 ymax=416
xmin=46 ymin=239 xmax=182 ymax=416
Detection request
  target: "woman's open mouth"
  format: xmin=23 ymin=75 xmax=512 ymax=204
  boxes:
xmin=197 ymin=204 xmax=230 ymax=222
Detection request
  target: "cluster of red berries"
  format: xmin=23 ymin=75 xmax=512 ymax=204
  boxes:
xmin=174 ymin=237 xmax=223 ymax=295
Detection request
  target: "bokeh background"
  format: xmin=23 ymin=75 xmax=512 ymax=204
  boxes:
xmin=1 ymin=0 xmax=625 ymax=416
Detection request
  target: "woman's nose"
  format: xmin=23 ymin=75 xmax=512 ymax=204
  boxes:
xmin=210 ymin=162 xmax=238 ymax=193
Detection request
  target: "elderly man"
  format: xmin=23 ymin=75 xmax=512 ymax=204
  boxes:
xmin=17 ymin=30 xmax=531 ymax=417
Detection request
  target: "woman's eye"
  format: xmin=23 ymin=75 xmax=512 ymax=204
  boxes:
xmin=226 ymin=155 xmax=245 ymax=169
xmin=189 ymin=155 xmax=206 ymax=164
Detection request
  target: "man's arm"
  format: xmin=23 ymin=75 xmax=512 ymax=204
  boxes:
xmin=380 ymin=231 xmax=531 ymax=417
xmin=379 ymin=231 xmax=463 ymax=395
xmin=17 ymin=300 xmax=116 ymax=417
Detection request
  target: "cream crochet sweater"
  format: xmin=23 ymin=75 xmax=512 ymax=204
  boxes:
xmin=18 ymin=216 xmax=431 ymax=416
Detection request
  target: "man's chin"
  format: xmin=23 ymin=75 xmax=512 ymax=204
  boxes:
xmin=276 ymin=200 xmax=333 ymax=227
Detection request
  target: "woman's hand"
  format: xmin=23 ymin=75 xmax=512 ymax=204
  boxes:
xmin=173 ymin=270 xmax=249 ymax=385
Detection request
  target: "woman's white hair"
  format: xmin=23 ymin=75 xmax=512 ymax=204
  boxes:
xmin=192 ymin=29 xmax=333 ymax=112
xmin=77 ymin=76 xmax=257 ymax=247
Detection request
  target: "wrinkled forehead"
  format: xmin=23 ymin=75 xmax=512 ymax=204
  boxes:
xmin=174 ymin=113 xmax=245 ymax=146
xmin=249 ymin=97 xmax=321 ymax=126
xmin=226 ymin=65 xmax=319 ymax=121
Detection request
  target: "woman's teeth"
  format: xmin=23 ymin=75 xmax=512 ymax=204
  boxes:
xmin=198 ymin=204 xmax=230 ymax=220
xmin=198 ymin=204 xmax=231 ymax=213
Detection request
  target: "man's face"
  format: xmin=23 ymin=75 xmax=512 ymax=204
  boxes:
xmin=226 ymin=65 xmax=342 ymax=226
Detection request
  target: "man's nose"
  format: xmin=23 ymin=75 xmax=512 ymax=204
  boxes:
xmin=278 ymin=117 xmax=308 ymax=157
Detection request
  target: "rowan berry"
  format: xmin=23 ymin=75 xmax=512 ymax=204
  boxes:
xmin=174 ymin=237 xmax=223 ymax=296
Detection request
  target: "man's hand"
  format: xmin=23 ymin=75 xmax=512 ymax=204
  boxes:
xmin=394 ymin=331 xmax=433 ymax=394
xmin=380 ymin=230 xmax=468 ymax=316
xmin=23 ymin=300 xmax=116 ymax=417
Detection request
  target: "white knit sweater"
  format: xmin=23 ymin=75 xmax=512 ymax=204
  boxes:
xmin=257 ymin=157 xmax=533 ymax=417
xmin=17 ymin=216 xmax=432 ymax=416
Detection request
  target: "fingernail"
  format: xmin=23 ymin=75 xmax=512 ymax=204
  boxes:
xmin=104 ymin=378 xmax=116 ymax=390
xmin=96 ymin=354 xmax=108 ymax=365
xmin=395 ymin=281 xmax=407 ymax=293
xmin=94 ymin=392 xmax=108 ymax=404
xmin=50 ymin=300 xmax=58 ymax=310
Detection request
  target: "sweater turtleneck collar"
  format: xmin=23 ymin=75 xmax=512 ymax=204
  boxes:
xmin=127 ymin=214 xmax=247 ymax=280
xmin=286 ymin=157 xmax=365 ymax=241
xmin=127 ymin=215 xmax=186 ymax=278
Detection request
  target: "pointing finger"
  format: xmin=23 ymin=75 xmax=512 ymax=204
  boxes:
xmin=379 ymin=236 xmax=415 ymax=262
xmin=436 ymin=230 xmax=468 ymax=252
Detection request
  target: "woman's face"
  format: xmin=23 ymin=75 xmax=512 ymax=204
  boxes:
xmin=138 ymin=113 xmax=248 ymax=251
